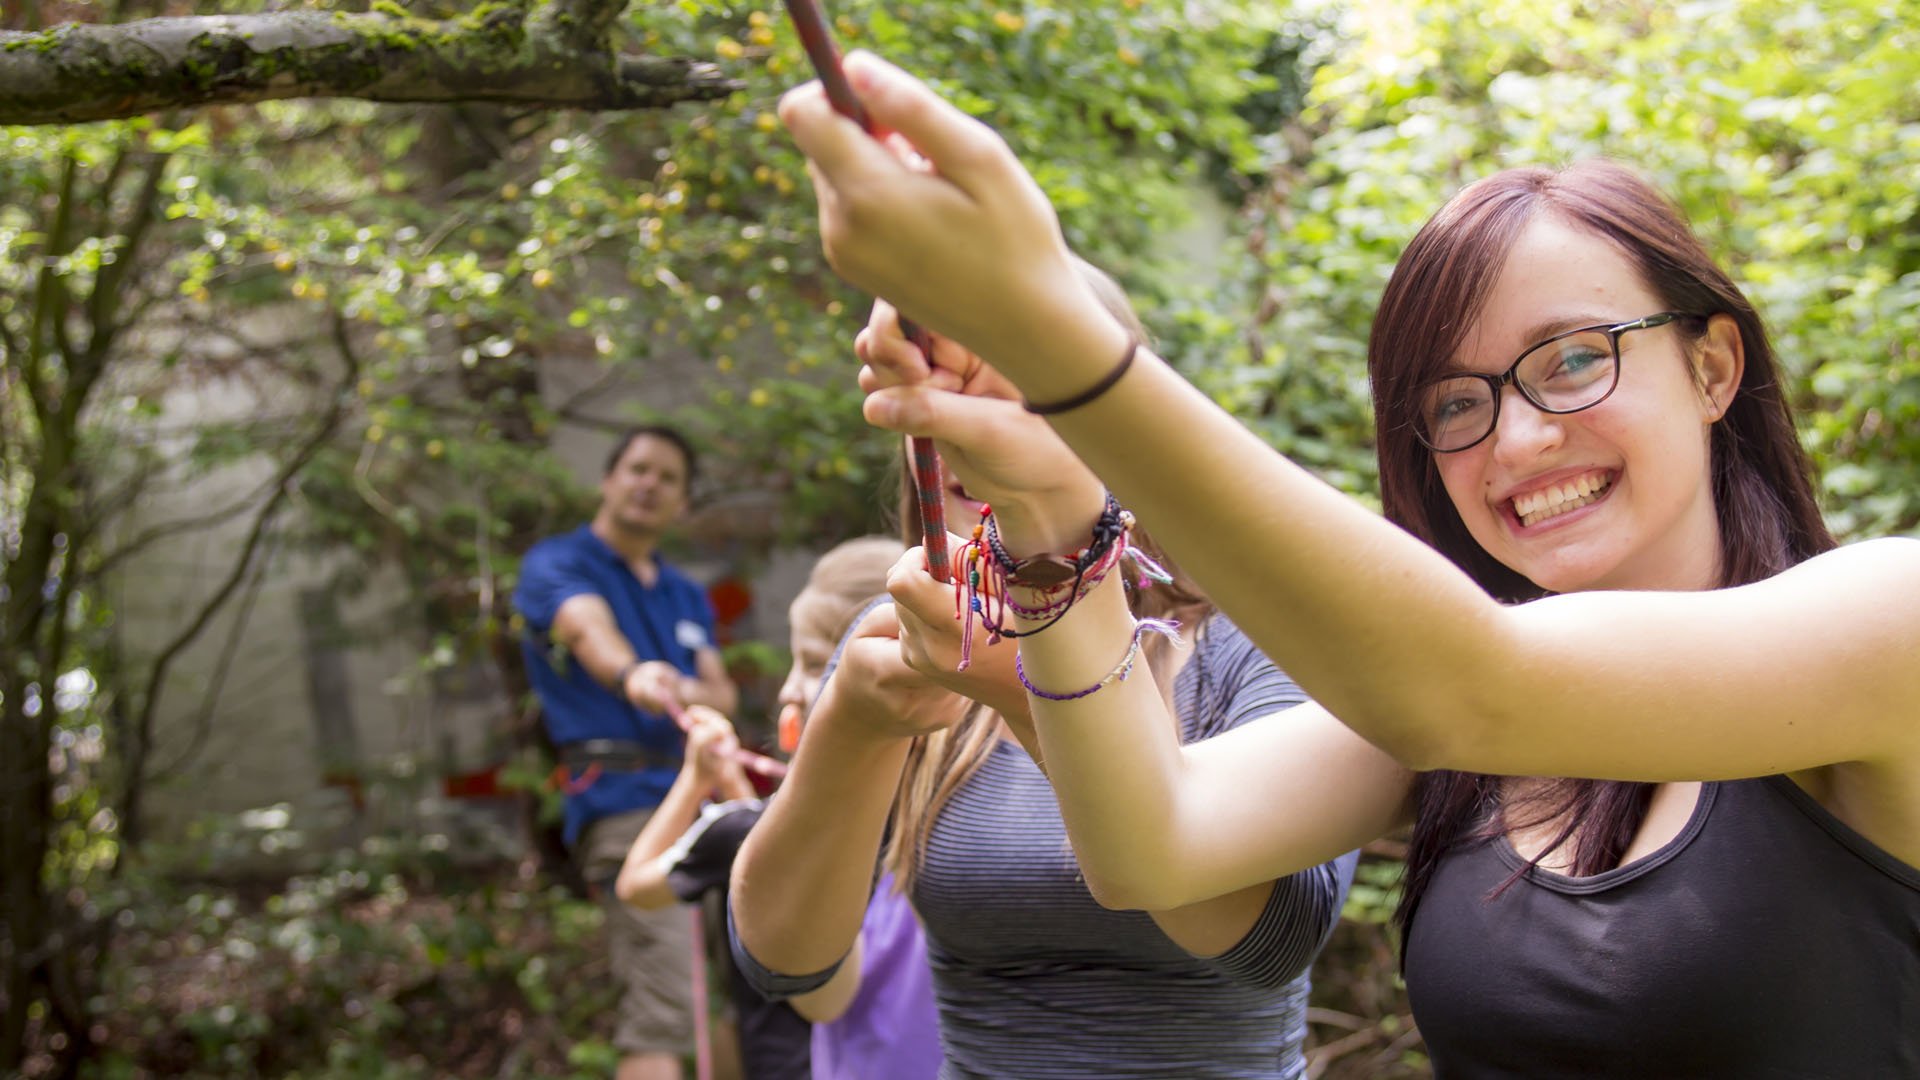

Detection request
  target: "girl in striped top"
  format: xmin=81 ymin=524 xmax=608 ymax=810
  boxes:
xmin=730 ymin=263 xmax=1356 ymax=1079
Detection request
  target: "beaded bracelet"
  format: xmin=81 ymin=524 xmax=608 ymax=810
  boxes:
xmin=1015 ymin=617 xmax=1182 ymax=701
xmin=950 ymin=496 xmax=1176 ymax=671
xmin=985 ymin=492 xmax=1129 ymax=589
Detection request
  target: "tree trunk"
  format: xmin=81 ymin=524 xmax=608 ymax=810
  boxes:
xmin=1 ymin=430 xmax=71 ymax=1072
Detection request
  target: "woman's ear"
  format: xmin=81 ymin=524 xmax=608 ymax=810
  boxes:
xmin=1694 ymin=313 xmax=1745 ymax=422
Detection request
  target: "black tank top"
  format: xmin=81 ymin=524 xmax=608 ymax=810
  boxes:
xmin=1404 ymin=775 xmax=1920 ymax=1078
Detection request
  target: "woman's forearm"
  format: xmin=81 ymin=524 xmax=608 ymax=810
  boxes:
xmin=616 ymin=768 xmax=709 ymax=908
xmin=1008 ymin=576 xmax=1201 ymax=906
xmin=1009 ymin=350 xmax=1507 ymax=768
xmin=730 ymin=700 xmax=911 ymax=975
xmin=1000 ymin=535 xmax=1412 ymax=909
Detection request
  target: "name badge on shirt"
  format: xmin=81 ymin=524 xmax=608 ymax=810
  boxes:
xmin=675 ymin=619 xmax=710 ymax=651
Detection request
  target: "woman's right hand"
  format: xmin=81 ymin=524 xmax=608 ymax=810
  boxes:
xmin=808 ymin=601 xmax=975 ymax=743
xmin=780 ymin=51 xmax=1134 ymax=409
xmin=883 ymin=544 xmax=1030 ymax=721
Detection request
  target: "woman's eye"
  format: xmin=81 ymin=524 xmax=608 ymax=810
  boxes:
xmin=1559 ymin=348 xmax=1603 ymax=372
xmin=1539 ymin=337 xmax=1613 ymax=382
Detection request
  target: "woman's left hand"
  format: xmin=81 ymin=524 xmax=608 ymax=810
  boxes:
xmin=885 ymin=543 xmax=1030 ymax=722
xmin=858 ymin=300 xmax=1106 ymax=556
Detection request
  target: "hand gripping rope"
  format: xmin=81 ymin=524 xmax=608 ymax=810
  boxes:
xmin=655 ymin=694 xmax=784 ymax=1080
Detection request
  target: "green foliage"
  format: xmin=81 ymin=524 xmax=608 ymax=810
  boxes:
xmin=13 ymin=2 xmax=1920 ymax=1074
xmin=86 ymin=826 xmax=618 ymax=1079
xmin=1232 ymin=0 xmax=1920 ymax=533
xmin=42 ymin=0 xmax=1295 ymax=678
xmin=1341 ymin=850 xmax=1404 ymax=925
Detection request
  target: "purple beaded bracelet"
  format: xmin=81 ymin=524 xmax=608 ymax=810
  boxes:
xmin=1015 ymin=618 xmax=1182 ymax=702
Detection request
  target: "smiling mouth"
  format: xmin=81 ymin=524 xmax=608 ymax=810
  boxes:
xmin=1511 ymin=471 xmax=1613 ymax=528
xmin=948 ymin=483 xmax=989 ymax=515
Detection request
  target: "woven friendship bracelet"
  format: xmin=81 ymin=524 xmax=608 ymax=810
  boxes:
xmin=950 ymin=495 xmax=1178 ymax=672
xmin=985 ymin=491 xmax=1128 ymax=588
xmin=1002 ymin=543 xmax=1126 ymax=619
xmin=969 ymin=495 xmax=1127 ymax=656
xmin=1015 ymin=617 xmax=1183 ymax=702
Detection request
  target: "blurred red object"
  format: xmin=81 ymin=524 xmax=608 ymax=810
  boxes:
xmin=707 ymin=577 xmax=752 ymax=645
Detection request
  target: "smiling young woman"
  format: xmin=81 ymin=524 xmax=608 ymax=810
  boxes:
xmin=784 ymin=52 xmax=1920 ymax=1076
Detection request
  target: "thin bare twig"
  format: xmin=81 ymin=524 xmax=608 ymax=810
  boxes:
xmin=146 ymin=528 xmax=279 ymax=783
xmin=119 ymin=310 xmax=361 ymax=843
xmin=352 ymin=437 xmax=404 ymax=524
xmin=22 ymin=154 xmax=78 ymax=430
xmin=80 ymin=144 xmax=171 ymax=382
xmin=91 ymin=479 xmax=286 ymax=593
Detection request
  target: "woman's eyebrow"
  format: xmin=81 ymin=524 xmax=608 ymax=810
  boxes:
xmin=1435 ymin=312 xmax=1619 ymax=377
xmin=1516 ymin=312 xmax=1617 ymax=346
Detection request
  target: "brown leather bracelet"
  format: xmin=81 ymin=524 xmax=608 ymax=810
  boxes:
xmin=1021 ymin=337 xmax=1140 ymax=416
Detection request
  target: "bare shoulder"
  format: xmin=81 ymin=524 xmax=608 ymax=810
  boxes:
xmin=1785 ymin=536 xmax=1920 ymax=682
xmin=1768 ymin=537 xmax=1920 ymax=605
xmin=1809 ymin=539 xmax=1920 ymax=755
xmin=1786 ymin=534 xmax=1920 ymax=568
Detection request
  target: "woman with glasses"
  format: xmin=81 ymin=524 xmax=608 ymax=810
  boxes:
xmin=779 ymin=52 xmax=1920 ymax=1075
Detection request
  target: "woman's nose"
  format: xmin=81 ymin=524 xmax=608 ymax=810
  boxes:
xmin=1489 ymin=385 xmax=1567 ymax=465
xmin=776 ymin=666 xmax=804 ymax=708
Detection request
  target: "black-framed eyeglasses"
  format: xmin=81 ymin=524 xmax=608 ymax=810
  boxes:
xmin=1415 ymin=312 xmax=1694 ymax=453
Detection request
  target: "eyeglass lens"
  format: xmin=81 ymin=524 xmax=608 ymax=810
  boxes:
xmin=1418 ymin=329 xmax=1620 ymax=451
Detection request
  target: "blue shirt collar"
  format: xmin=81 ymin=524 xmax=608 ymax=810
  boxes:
xmin=578 ymin=523 xmax=666 ymax=578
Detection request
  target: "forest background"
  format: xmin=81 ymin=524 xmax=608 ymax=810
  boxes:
xmin=4 ymin=0 xmax=1916 ymax=1075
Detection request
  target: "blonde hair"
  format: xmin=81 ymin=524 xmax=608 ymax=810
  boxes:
xmin=883 ymin=258 xmax=1211 ymax=894
xmin=791 ymin=536 xmax=906 ymax=652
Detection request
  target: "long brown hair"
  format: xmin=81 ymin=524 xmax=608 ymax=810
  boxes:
xmin=1367 ymin=161 xmax=1835 ymax=931
xmin=883 ymin=260 xmax=1213 ymax=894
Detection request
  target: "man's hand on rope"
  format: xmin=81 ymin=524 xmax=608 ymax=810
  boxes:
xmin=622 ymin=659 xmax=687 ymax=716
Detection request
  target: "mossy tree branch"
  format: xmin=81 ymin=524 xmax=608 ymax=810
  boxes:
xmin=0 ymin=4 xmax=739 ymax=125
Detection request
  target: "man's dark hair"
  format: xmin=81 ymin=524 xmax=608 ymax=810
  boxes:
xmin=603 ymin=424 xmax=698 ymax=487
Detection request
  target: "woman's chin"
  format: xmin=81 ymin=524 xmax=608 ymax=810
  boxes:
xmin=1502 ymin=548 xmax=1622 ymax=595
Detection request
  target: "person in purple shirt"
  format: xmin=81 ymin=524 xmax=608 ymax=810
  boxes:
xmin=513 ymin=425 xmax=738 ymax=1080
xmin=810 ymin=869 xmax=941 ymax=1080
xmin=620 ymin=536 xmax=942 ymax=1080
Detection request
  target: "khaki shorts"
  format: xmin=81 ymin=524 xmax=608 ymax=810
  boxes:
xmin=579 ymin=806 xmax=697 ymax=1057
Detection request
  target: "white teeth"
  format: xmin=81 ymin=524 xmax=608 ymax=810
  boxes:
xmin=1512 ymin=474 xmax=1611 ymax=528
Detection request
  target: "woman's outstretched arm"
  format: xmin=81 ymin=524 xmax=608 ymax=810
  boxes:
xmin=889 ymin=560 xmax=1410 ymax=911
xmin=785 ymin=52 xmax=1920 ymax=805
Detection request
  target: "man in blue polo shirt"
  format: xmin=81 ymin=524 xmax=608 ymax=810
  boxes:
xmin=515 ymin=424 xmax=738 ymax=1080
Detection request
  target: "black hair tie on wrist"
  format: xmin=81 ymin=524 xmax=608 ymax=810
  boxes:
xmin=1022 ymin=338 xmax=1140 ymax=416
